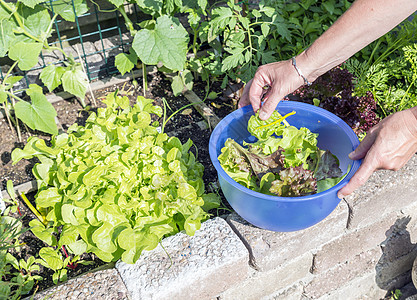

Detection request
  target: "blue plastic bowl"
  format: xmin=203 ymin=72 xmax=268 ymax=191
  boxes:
xmin=209 ymin=101 xmax=361 ymax=232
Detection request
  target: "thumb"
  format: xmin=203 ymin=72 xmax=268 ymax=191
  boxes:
xmin=257 ymin=88 xmax=282 ymax=120
xmin=349 ymin=130 xmax=377 ymax=160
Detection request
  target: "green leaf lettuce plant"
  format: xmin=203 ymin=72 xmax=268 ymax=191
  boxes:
xmin=11 ymin=91 xmax=220 ymax=264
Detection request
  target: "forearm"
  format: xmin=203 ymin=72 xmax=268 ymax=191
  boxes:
xmin=297 ymin=0 xmax=417 ymax=82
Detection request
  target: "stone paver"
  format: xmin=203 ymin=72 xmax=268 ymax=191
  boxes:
xmin=116 ymin=217 xmax=249 ymax=300
xmin=317 ymin=270 xmax=386 ymax=300
xmin=31 ymin=268 xmax=128 ymax=300
xmin=313 ymin=211 xmax=400 ymax=274
xmin=345 ymin=155 xmax=417 ymax=230
xmin=218 ymin=251 xmax=313 ymax=300
xmin=305 ymin=247 xmax=380 ymax=299
xmin=226 ymin=200 xmax=349 ymax=272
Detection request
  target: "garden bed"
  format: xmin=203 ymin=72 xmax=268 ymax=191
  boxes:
xmin=0 ymin=70 xmax=233 ymax=295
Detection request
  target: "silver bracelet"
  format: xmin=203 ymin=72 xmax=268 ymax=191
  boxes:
xmin=291 ymin=56 xmax=312 ymax=86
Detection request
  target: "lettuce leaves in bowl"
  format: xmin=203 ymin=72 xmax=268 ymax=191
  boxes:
xmin=218 ymin=111 xmax=346 ymax=197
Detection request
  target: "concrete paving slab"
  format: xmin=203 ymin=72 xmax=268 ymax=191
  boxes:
xmin=218 ymin=251 xmax=313 ymax=300
xmin=116 ymin=217 xmax=249 ymax=300
xmin=226 ymin=199 xmax=349 ymax=272
xmin=345 ymin=155 xmax=417 ymax=230
xmin=30 ymin=268 xmax=128 ymax=300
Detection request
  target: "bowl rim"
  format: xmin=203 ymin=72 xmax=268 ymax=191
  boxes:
xmin=209 ymin=101 xmax=362 ymax=203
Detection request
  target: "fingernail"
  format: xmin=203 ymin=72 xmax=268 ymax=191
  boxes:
xmin=348 ymin=151 xmax=355 ymax=159
xmin=337 ymin=192 xmax=345 ymax=199
xmin=259 ymin=111 xmax=268 ymax=120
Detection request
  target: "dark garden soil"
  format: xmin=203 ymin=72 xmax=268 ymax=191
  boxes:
xmin=0 ymin=71 xmax=233 ymax=294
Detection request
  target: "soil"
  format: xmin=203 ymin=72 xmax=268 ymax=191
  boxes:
xmin=0 ymin=71 xmax=232 ymax=295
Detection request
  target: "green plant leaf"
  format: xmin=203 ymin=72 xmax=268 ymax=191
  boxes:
xmin=221 ymin=47 xmax=245 ymax=72
xmin=92 ymin=222 xmax=118 ymax=253
xmin=14 ymin=84 xmax=58 ymax=135
xmin=40 ymin=65 xmax=66 ymax=92
xmin=136 ymin=0 xmax=163 ymax=16
xmin=61 ymin=66 xmax=88 ymax=100
xmin=115 ymin=51 xmax=137 ymax=75
xmin=184 ymin=217 xmax=200 ymax=236
xmin=171 ymin=75 xmax=183 ymax=96
xmin=50 ymin=0 xmax=89 ymax=22
xmin=106 ymin=0 xmax=125 ymax=7
xmin=4 ymin=75 xmax=24 ymax=87
xmin=19 ymin=0 xmax=44 ymax=9
xmin=118 ymin=227 xmax=159 ymax=264
xmin=209 ymin=6 xmax=233 ymax=42
xmin=29 ymin=219 xmax=57 ymax=246
xmin=8 ymin=42 xmax=43 ymax=71
xmin=15 ymin=4 xmax=51 ymax=40
xmin=66 ymin=239 xmax=88 ymax=256
xmin=36 ymin=187 xmax=62 ymax=208
xmin=201 ymin=193 xmax=220 ymax=211
xmin=0 ymin=20 xmax=15 ymax=57
xmin=0 ymin=91 xmax=7 ymax=104
xmin=38 ymin=247 xmax=63 ymax=271
xmin=132 ymin=15 xmax=189 ymax=71
xmin=323 ymin=0 xmax=336 ymax=15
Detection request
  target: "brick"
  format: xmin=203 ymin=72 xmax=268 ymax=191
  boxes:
xmin=218 ymin=252 xmax=313 ymax=300
xmin=345 ymin=155 xmax=417 ymax=230
xmin=268 ymin=282 xmax=309 ymax=300
xmin=313 ymin=212 xmax=399 ymax=273
xmin=305 ymin=247 xmax=381 ymax=299
xmin=226 ymin=200 xmax=349 ymax=272
xmin=30 ymin=268 xmax=128 ymax=300
xmin=116 ymin=217 xmax=249 ymax=300
xmin=316 ymin=270 xmax=386 ymax=300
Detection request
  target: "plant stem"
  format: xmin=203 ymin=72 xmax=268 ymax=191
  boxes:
xmin=142 ymin=63 xmax=148 ymax=93
xmin=10 ymin=96 xmax=22 ymax=142
xmin=399 ymin=77 xmax=416 ymax=111
xmin=75 ymin=44 xmax=94 ymax=107
xmin=2 ymin=102 xmax=14 ymax=134
xmin=117 ymin=6 xmax=137 ymax=36
xmin=192 ymin=28 xmax=198 ymax=57
xmin=255 ymin=111 xmax=295 ymax=130
xmin=3 ymin=61 xmax=18 ymax=83
xmin=21 ymin=193 xmax=47 ymax=226
xmin=162 ymin=101 xmax=202 ymax=131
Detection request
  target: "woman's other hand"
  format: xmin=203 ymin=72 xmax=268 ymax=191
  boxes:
xmin=338 ymin=107 xmax=417 ymax=198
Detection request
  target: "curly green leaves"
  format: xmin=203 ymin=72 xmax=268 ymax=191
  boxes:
xmin=12 ymin=94 xmax=220 ymax=264
xmin=219 ymin=112 xmax=344 ymax=196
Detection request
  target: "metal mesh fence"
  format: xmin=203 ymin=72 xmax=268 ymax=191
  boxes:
xmin=0 ymin=0 xmax=143 ymax=88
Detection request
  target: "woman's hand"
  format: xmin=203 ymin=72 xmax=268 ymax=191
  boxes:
xmin=338 ymin=107 xmax=417 ymax=198
xmin=238 ymin=59 xmax=305 ymax=120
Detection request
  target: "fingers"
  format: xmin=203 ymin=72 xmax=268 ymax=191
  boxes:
xmin=238 ymin=79 xmax=252 ymax=108
xmin=337 ymin=153 xmax=377 ymax=198
xmin=348 ymin=128 xmax=378 ymax=160
xmin=337 ymin=132 xmax=379 ymax=198
xmin=257 ymin=88 xmax=281 ymax=120
xmin=249 ymin=74 xmax=269 ymax=113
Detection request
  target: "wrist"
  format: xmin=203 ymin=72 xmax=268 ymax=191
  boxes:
xmin=404 ymin=107 xmax=417 ymax=139
xmin=294 ymin=52 xmax=321 ymax=84
xmin=410 ymin=106 xmax=417 ymax=119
